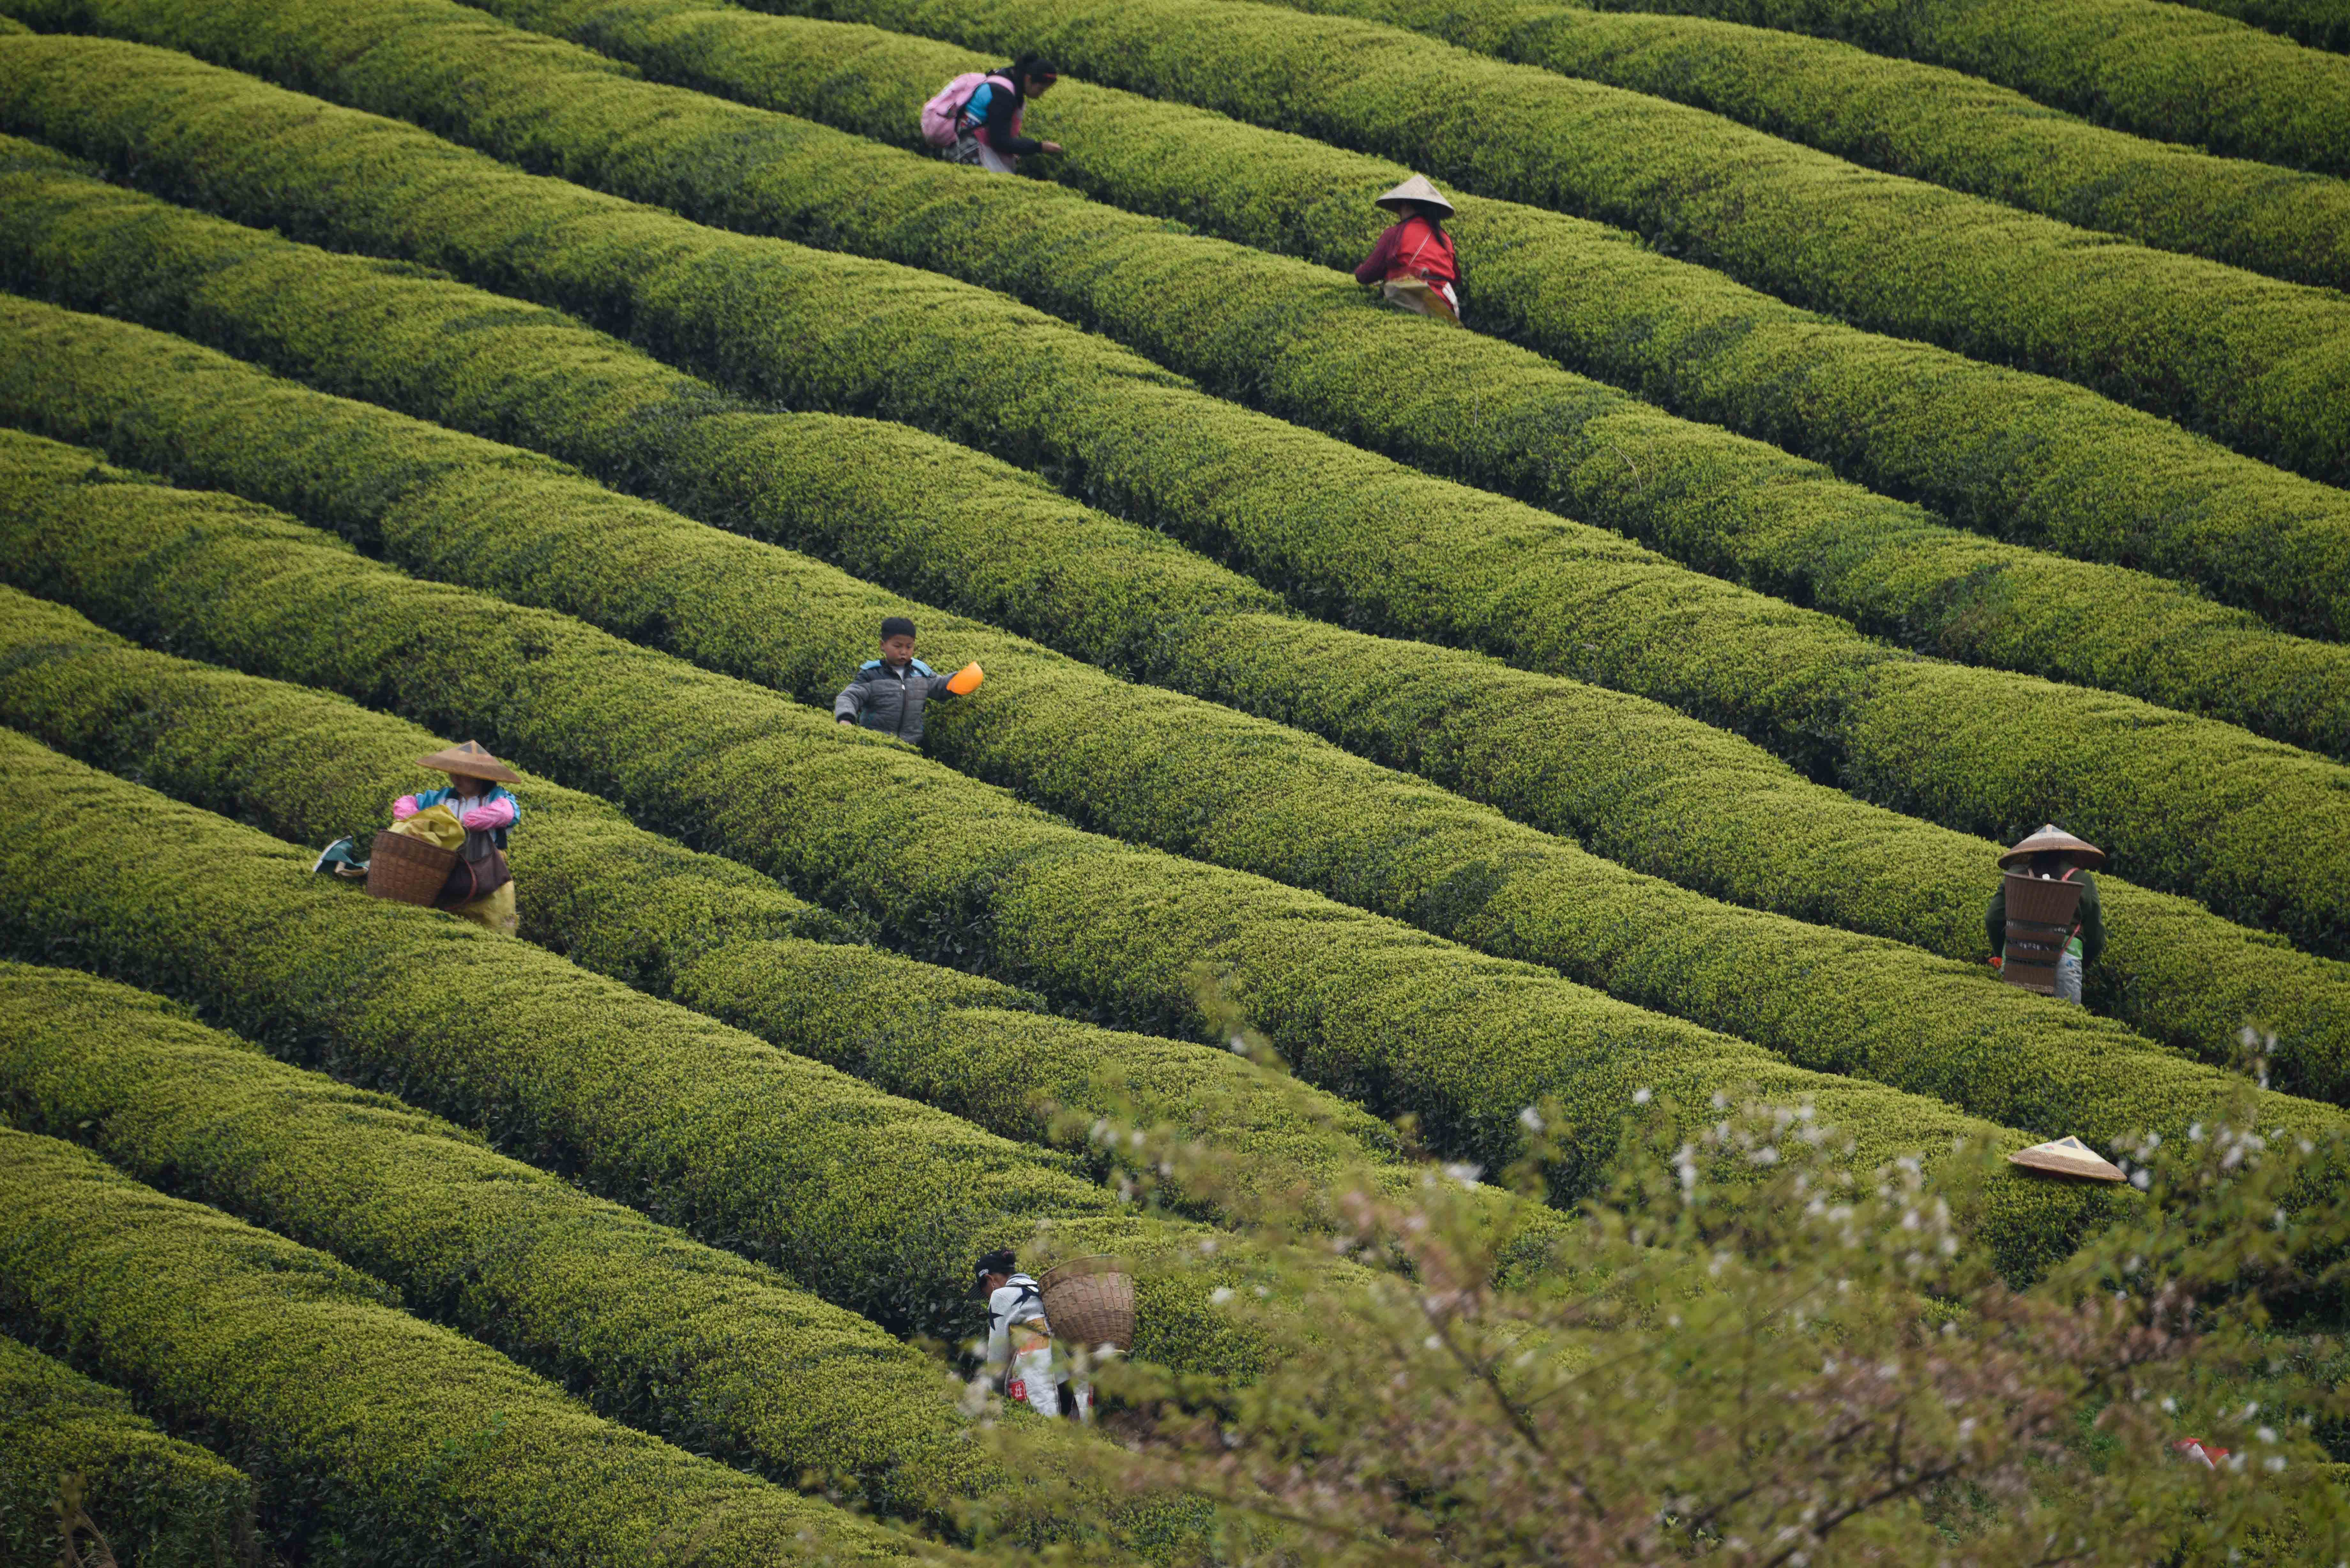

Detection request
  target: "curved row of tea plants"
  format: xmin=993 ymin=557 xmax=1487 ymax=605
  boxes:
xmin=0 ymin=441 xmax=2146 ymax=1282
xmin=1561 ymin=0 xmax=2350 ymax=175
xmin=1230 ymin=0 xmax=2350 ymax=294
xmin=0 ymin=584 xmax=1524 ymax=1253
xmin=5 ymin=312 xmax=2274 ymax=1152
xmin=0 ymin=1125 xmax=936 ymax=1566
xmin=32 ymin=0 xmax=2350 ymax=660
xmin=176 ymin=0 xmax=2350 ymax=745
xmin=0 ymin=720 xmax=1339 ymax=1369
xmin=39 ymin=0 xmax=2350 ymax=652
xmin=3 ymin=128 xmax=2345 ymax=965
xmin=14 ymin=300 xmax=2342 ymax=1108
xmin=719 ymin=0 xmax=2350 ymax=486
xmin=0 ymin=1331 xmax=255 ymax=1568
xmin=2158 ymin=0 xmax=2349 ymax=51
xmin=538 ymin=0 xmax=2350 ymax=650
xmin=0 ymin=958 xmax=1210 ymax=1552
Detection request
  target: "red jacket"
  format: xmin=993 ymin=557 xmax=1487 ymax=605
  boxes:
xmin=1354 ymin=215 xmax=1459 ymax=289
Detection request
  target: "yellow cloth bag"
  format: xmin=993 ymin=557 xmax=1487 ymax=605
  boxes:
xmin=384 ymin=803 xmax=466 ymax=851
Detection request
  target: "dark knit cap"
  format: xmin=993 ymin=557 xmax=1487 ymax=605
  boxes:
xmin=880 ymin=616 xmax=918 ymax=641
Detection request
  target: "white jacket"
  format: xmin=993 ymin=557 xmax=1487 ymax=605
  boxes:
xmin=984 ymin=1273 xmax=1050 ymax=1374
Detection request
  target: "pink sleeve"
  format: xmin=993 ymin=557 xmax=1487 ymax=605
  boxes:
xmin=459 ymin=797 xmax=517 ymax=832
xmin=391 ymin=795 xmax=421 ymax=821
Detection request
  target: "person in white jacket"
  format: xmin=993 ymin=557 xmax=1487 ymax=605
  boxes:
xmin=974 ymin=1249 xmax=1092 ymax=1421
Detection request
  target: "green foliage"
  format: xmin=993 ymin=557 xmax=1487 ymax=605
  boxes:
xmin=0 ymin=443 xmax=2139 ymax=1284
xmin=1240 ymin=0 xmax=2350 ymax=293
xmin=1 ymin=313 xmax=2317 ymax=1197
xmin=726 ymin=0 xmax=2350 ymax=492
xmin=1564 ymin=0 xmax=2350 ymax=176
xmin=440 ymin=0 xmax=2350 ymax=748
xmin=1 ymin=199 xmax=2346 ymax=1097
xmin=0 ymin=960 xmax=1213 ymax=1552
xmin=1025 ymin=1099 xmax=2350 ymax=1564
xmin=26 ymin=0 xmax=2350 ymax=660
xmin=0 ymin=711 xmax=1287 ymax=1363
xmin=0 ymin=82 xmax=2345 ymax=974
xmin=2159 ymin=0 xmax=2350 ymax=51
xmin=0 ymin=1127 xmax=936 ymax=1567
xmin=0 ymin=1331 xmax=256 ymax=1568
xmin=0 ymin=583 xmax=1470 ymax=1247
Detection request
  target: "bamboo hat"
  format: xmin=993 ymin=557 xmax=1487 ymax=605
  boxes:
xmin=1375 ymin=174 xmax=1455 ymax=217
xmin=2007 ymin=1135 xmax=2126 ymax=1182
xmin=1997 ymin=823 xmax=2105 ymax=871
xmin=416 ymin=740 xmax=521 ymax=785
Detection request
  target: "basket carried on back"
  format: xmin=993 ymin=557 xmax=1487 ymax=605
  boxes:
xmin=366 ymin=829 xmax=460 ymax=908
xmin=1999 ymin=871 xmax=2084 ymax=995
xmin=1039 ymin=1254 xmax=1134 ymax=1354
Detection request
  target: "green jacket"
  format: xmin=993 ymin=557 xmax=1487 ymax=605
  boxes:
xmin=1987 ymin=870 xmax=2104 ymax=963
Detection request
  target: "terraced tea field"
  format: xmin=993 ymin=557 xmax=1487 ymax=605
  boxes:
xmin=1 ymin=0 xmax=2346 ymax=1557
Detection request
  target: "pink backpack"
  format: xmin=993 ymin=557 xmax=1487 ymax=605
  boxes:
xmin=920 ymin=72 xmax=1018 ymax=149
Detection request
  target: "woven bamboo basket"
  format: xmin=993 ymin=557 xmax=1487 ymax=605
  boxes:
xmin=366 ymin=829 xmax=459 ymax=908
xmin=1039 ymin=1254 xmax=1134 ymax=1354
xmin=1998 ymin=872 xmax=2083 ymax=994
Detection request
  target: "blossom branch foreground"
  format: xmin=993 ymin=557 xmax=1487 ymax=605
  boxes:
xmin=990 ymin=1074 xmax=2350 ymax=1566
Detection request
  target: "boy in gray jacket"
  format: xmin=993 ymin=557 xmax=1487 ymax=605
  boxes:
xmin=834 ymin=616 xmax=966 ymax=744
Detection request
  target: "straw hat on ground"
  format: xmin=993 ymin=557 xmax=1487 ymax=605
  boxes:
xmin=416 ymin=740 xmax=521 ymax=785
xmin=1997 ymin=823 xmax=2104 ymax=871
xmin=1375 ymin=174 xmax=1455 ymax=217
xmin=2007 ymin=1135 xmax=2126 ymax=1182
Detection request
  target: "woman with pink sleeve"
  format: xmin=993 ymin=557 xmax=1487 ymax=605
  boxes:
xmin=391 ymin=740 xmax=525 ymax=934
xmin=312 ymin=740 xmax=525 ymax=932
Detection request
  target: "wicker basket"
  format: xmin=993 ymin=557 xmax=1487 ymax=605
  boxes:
xmin=1039 ymin=1254 xmax=1134 ymax=1354
xmin=1998 ymin=872 xmax=2083 ymax=994
xmin=366 ymin=828 xmax=459 ymax=908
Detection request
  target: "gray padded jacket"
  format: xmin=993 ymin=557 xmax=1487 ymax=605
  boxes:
xmin=833 ymin=657 xmax=958 ymax=744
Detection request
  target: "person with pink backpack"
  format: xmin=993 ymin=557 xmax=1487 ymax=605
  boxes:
xmin=920 ymin=56 xmax=1064 ymax=174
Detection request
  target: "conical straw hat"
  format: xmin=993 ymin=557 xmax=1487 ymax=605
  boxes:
xmin=1997 ymin=823 xmax=2105 ymax=870
xmin=2007 ymin=1135 xmax=2126 ymax=1182
xmin=415 ymin=739 xmax=521 ymax=785
xmin=1375 ymin=174 xmax=1455 ymax=217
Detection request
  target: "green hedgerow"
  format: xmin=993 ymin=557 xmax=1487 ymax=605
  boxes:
xmin=8 ymin=277 xmax=2347 ymax=1105
xmin=0 ymin=87 xmax=2346 ymax=973
xmin=0 ymin=1332 xmax=256 ymax=1568
xmin=0 ymin=583 xmax=1491 ymax=1250
xmin=0 ymin=444 xmax=2145 ymax=1282
xmin=0 ymin=959 xmax=1224 ymax=1553
xmin=19 ymin=0 xmax=2350 ymax=664
xmin=1563 ymin=0 xmax=2350 ymax=177
xmin=0 ymin=1127 xmax=934 ymax=1567
xmin=0 ymin=723 xmax=1329 ymax=1372
xmin=403 ymin=0 xmax=2350 ymax=743
xmin=736 ymin=0 xmax=2350 ymax=487
xmin=1237 ymin=0 xmax=2350 ymax=294
xmin=0 ymin=307 xmax=2297 ymax=1172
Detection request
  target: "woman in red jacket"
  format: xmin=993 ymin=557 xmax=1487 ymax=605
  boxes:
xmin=1354 ymin=175 xmax=1462 ymax=325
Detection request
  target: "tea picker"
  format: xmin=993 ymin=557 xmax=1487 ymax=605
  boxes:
xmin=921 ymin=56 xmax=1064 ymax=174
xmin=1986 ymin=823 xmax=2105 ymax=1005
xmin=1355 ymin=176 xmax=1463 ymax=325
xmin=974 ymin=1249 xmax=1134 ymax=1421
xmin=833 ymin=616 xmax=984 ymax=744
xmin=310 ymin=740 xmax=525 ymax=934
